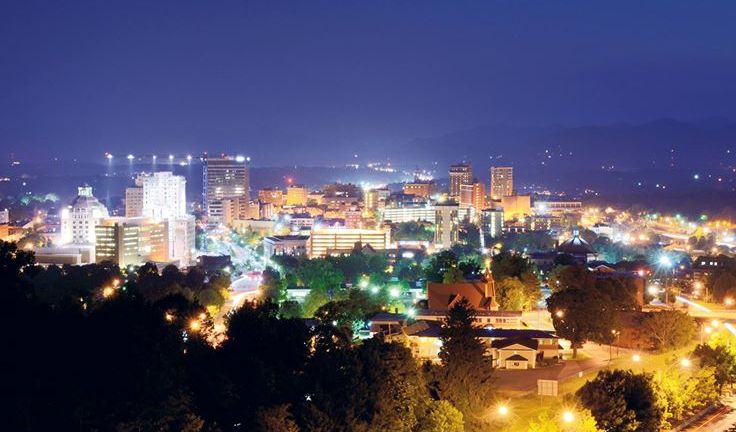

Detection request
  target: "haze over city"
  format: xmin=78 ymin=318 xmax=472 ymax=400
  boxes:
xmin=4 ymin=2 xmax=736 ymax=432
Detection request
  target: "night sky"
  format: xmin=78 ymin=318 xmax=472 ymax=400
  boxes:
xmin=2 ymin=0 xmax=736 ymax=166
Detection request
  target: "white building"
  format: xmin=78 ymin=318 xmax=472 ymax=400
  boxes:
xmin=0 ymin=208 xmax=9 ymax=224
xmin=60 ymin=185 xmax=110 ymax=247
xmin=125 ymin=172 xmax=194 ymax=266
xmin=381 ymin=206 xmax=436 ymax=224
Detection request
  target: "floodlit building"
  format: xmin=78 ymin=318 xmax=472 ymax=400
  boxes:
xmin=534 ymin=200 xmax=582 ymax=216
xmin=460 ymin=181 xmax=485 ymax=211
xmin=490 ymin=166 xmax=513 ymax=199
xmin=308 ymin=228 xmax=390 ymax=257
xmin=500 ymin=194 xmax=532 ymax=220
xmin=95 ymin=217 xmax=169 ymax=267
xmin=258 ymin=188 xmax=284 ymax=206
xmin=263 ymin=235 xmax=310 ymax=257
xmin=403 ymin=180 xmax=436 ymax=199
xmin=382 ymin=205 xmax=436 ymax=224
xmin=0 ymin=208 xmax=10 ymax=224
xmin=286 ymin=184 xmax=309 ymax=206
xmin=125 ymin=172 xmax=194 ymax=266
xmin=203 ymin=155 xmax=250 ymax=223
xmin=60 ymin=185 xmax=110 ymax=246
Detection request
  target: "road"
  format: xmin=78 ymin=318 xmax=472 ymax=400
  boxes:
xmin=682 ymin=396 xmax=736 ymax=431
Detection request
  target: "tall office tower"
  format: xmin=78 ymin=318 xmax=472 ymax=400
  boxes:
xmin=490 ymin=166 xmax=514 ymax=199
xmin=60 ymin=185 xmax=110 ymax=245
xmin=126 ymin=172 xmax=194 ymax=265
xmin=203 ymin=155 xmax=250 ymax=223
xmin=460 ymin=180 xmax=486 ymax=210
xmin=449 ymin=163 xmax=472 ymax=199
xmin=286 ymin=184 xmax=309 ymax=206
xmin=126 ymin=172 xmax=187 ymax=219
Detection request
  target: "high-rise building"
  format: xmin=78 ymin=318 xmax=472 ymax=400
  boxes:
xmin=203 ymin=155 xmax=250 ymax=223
xmin=126 ymin=172 xmax=187 ymax=219
xmin=449 ymin=163 xmax=472 ymax=199
xmin=490 ymin=166 xmax=514 ymax=199
xmin=95 ymin=217 xmax=169 ymax=266
xmin=364 ymin=188 xmax=390 ymax=216
xmin=126 ymin=172 xmax=194 ymax=266
xmin=286 ymin=184 xmax=309 ymax=206
xmin=1 ymin=208 xmax=10 ymax=224
xmin=60 ymin=185 xmax=110 ymax=246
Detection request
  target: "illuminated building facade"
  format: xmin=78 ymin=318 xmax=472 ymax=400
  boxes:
xmin=434 ymin=203 xmax=460 ymax=248
xmin=95 ymin=217 xmax=169 ymax=266
xmin=258 ymin=188 xmax=284 ymax=206
xmin=490 ymin=166 xmax=514 ymax=199
xmin=308 ymin=228 xmax=390 ymax=257
xmin=501 ymin=194 xmax=532 ymax=220
xmin=203 ymin=155 xmax=250 ymax=223
xmin=382 ymin=206 xmax=436 ymax=224
xmin=403 ymin=181 xmax=436 ymax=198
xmin=449 ymin=163 xmax=472 ymax=199
xmin=286 ymin=184 xmax=309 ymax=206
xmin=60 ymin=185 xmax=110 ymax=246
xmin=481 ymin=208 xmax=504 ymax=238
xmin=460 ymin=181 xmax=485 ymax=211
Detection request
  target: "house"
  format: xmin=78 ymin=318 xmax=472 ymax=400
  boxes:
xmin=414 ymin=309 xmax=522 ymax=329
xmin=392 ymin=320 xmax=561 ymax=368
xmin=427 ymin=268 xmax=499 ymax=311
xmin=491 ymin=338 xmax=539 ymax=369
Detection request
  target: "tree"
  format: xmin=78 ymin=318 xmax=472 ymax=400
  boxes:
xmin=424 ymin=250 xmax=459 ymax=283
xmin=496 ymin=277 xmax=529 ymax=311
xmin=711 ymin=272 xmax=736 ymax=301
xmin=393 ymin=221 xmax=435 ymax=242
xmin=256 ymin=404 xmax=299 ymax=432
xmin=417 ymin=400 xmax=464 ymax=432
xmin=527 ymin=409 xmax=601 ymax=432
xmin=491 ymin=250 xmax=535 ymax=280
xmin=547 ymin=265 xmax=596 ymax=292
xmin=260 ymin=267 xmax=287 ymax=302
xmin=640 ymin=310 xmax=695 ymax=351
xmin=546 ymin=288 xmax=615 ymax=358
xmin=577 ymin=370 xmax=662 ymax=432
xmin=694 ymin=339 xmax=736 ymax=394
xmin=442 ymin=266 xmax=465 ymax=283
xmin=429 ymin=298 xmax=494 ymax=430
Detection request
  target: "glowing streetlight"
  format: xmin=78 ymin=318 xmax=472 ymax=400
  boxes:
xmin=647 ymin=286 xmax=659 ymax=296
xmin=127 ymin=154 xmax=134 ymax=161
xmin=726 ymin=298 xmax=734 ymax=307
xmin=164 ymin=312 xmax=175 ymax=322
xmin=680 ymin=358 xmax=691 ymax=368
xmin=711 ymin=319 xmax=720 ymax=328
xmin=555 ymin=310 xmax=564 ymax=318
xmin=562 ymin=410 xmax=575 ymax=423
xmin=497 ymin=404 xmax=509 ymax=417
xmin=102 ymin=286 xmax=114 ymax=298
xmin=189 ymin=320 xmax=201 ymax=332
xmin=632 ymin=354 xmax=641 ymax=362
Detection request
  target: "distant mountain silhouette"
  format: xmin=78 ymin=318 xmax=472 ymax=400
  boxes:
xmin=399 ymin=118 xmax=736 ymax=172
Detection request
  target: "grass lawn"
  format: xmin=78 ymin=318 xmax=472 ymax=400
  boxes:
xmin=491 ymin=341 xmax=700 ymax=431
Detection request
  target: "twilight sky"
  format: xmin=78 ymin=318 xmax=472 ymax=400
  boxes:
xmin=2 ymin=0 xmax=736 ymax=166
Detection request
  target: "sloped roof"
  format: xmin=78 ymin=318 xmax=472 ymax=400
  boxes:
xmin=491 ymin=337 xmax=539 ymax=350
xmin=506 ymin=354 xmax=529 ymax=361
xmin=557 ymin=233 xmax=596 ymax=255
xmin=427 ymin=279 xmax=497 ymax=310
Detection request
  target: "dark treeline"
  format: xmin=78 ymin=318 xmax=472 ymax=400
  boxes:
xmin=1 ymin=241 xmax=492 ymax=432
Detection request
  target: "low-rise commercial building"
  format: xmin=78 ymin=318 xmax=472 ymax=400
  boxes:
xmin=308 ymin=228 xmax=389 ymax=257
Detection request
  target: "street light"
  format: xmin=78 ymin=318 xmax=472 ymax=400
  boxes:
xmin=632 ymin=354 xmax=641 ymax=362
xmin=680 ymin=358 xmax=691 ymax=368
xmin=555 ymin=310 xmax=564 ymax=318
xmin=711 ymin=319 xmax=720 ymax=328
xmin=497 ymin=404 xmax=509 ymax=417
xmin=562 ymin=410 xmax=575 ymax=423
xmin=189 ymin=320 xmax=201 ymax=332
